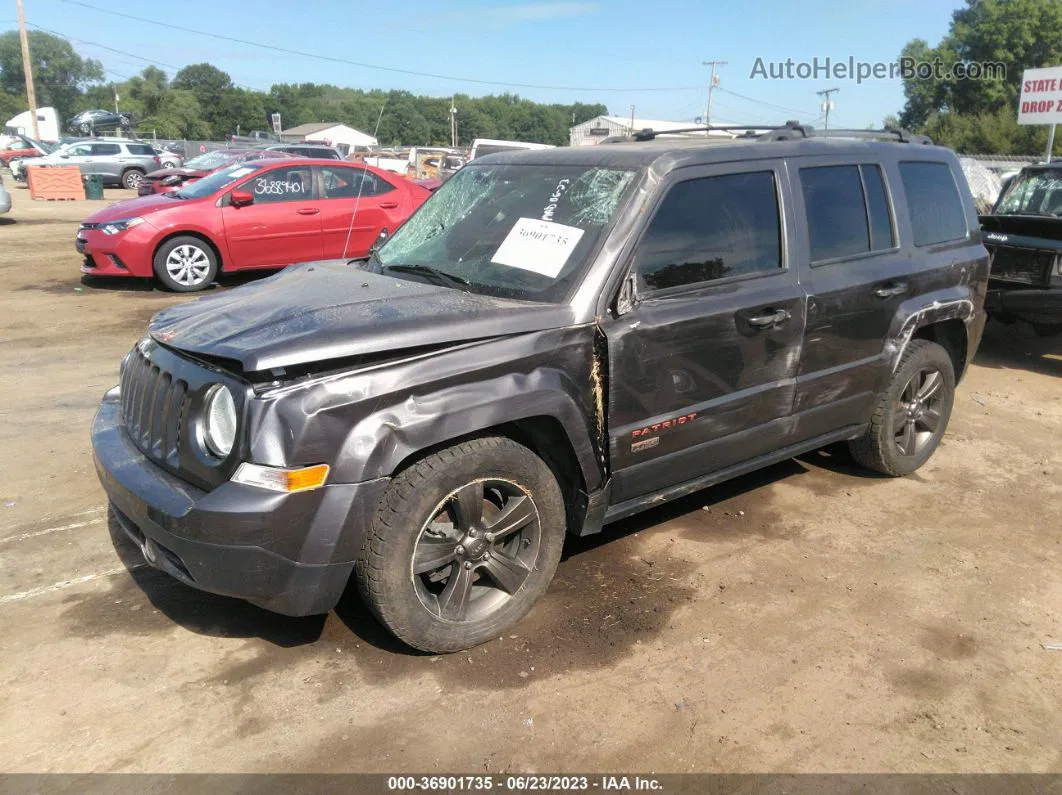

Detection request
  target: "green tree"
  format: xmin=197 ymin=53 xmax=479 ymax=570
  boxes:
xmin=140 ymin=89 xmax=211 ymax=139
xmin=126 ymin=66 xmax=169 ymax=118
xmin=171 ymin=63 xmax=233 ymax=136
xmin=897 ymin=0 xmax=1062 ymax=153
xmin=0 ymin=30 xmax=103 ymax=120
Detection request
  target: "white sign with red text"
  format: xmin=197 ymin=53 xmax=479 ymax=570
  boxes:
xmin=1018 ymin=66 xmax=1062 ymax=125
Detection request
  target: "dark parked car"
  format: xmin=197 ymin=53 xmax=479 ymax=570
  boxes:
xmin=257 ymin=142 xmax=342 ymax=160
xmin=68 ymin=109 xmax=134 ymax=135
xmin=137 ymin=148 xmax=293 ymax=196
xmin=91 ymin=127 xmax=988 ymax=653
xmin=980 ymin=162 xmax=1062 ymax=335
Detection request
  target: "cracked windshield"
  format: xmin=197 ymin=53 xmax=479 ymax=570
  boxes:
xmin=374 ymin=164 xmax=637 ymax=302
xmin=995 ymin=170 xmax=1062 ymax=215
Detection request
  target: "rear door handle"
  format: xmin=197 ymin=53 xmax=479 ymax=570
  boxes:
xmin=296 ymin=208 xmax=320 ymax=215
xmin=873 ymin=282 xmax=908 ymax=298
xmin=746 ymin=309 xmax=791 ymax=328
xmin=378 ymin=201 xmax=400 ymax=209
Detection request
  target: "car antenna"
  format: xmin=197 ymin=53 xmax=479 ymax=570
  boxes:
xmin=341 ymin=99 xmax=389 ymax=260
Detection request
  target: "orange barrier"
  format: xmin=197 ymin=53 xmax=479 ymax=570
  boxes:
xmin=27 ymin=166 xmax=85 ymax=201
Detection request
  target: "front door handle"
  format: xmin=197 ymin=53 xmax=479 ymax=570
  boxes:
xmin=378 ymin=201 xmax=400 ymax=209
xmin=873 ymin=281 xmax=908 ymax=298
xmin=746 ymin=309 xmax=791 ymax=328
xmin=296 ymin=208 xmax=320 ymax=215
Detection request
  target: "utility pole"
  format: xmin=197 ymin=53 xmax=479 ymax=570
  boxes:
xmin=16 ymin=0 xmax=40 ymax=140
xmin=817 ymin=87 xmax=839 ymax=133
xmin=629 ymin=104 xmax=635 ymax=134
xmin=702 ymin=60 xmax=727 ymax=130
xmin=450 ymin=96 xmax=457 ymax=148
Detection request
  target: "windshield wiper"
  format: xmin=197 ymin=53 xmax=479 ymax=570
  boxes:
xmin=383 ymin=264 xmax=470 ymax=290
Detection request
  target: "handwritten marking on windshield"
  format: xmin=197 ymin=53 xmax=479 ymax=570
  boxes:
xmin=542 ymin=179 xmax=571 ymax=221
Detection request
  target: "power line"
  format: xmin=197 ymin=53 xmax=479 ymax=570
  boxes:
xmin=714 ymin=86 xmax=817 ymax=119
xmin=56 ymin=0 xmax=703 ymax=94
xmin=26 ymin=22 xmax=267 ymax=92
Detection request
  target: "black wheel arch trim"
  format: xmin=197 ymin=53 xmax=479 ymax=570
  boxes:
xmin=884 ymin=285 xmax=983 ymax=379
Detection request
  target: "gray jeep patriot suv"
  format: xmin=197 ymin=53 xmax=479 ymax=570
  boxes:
xmin=91 ymin=125 xmax=989 ymax=653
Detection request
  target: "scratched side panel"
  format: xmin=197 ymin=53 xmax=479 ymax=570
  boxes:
xmin=603 ymin=277 xmax=806 ymax=503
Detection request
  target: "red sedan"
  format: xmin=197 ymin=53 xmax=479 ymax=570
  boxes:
xmin=0 ymin=136 xmax=47 ymax=166
xmin=78 ymin=159 xmax=431 ymax=291
xmin=137 ymin=148 xmax=294 ymax=196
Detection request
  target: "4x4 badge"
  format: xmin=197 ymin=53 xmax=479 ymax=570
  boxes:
xmin=631 ymin=437 xmax=661 ymax=453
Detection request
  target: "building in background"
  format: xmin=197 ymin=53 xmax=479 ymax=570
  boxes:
xmin=569 ymin=115 xmax=738 ymax=146
xmin=280 ymin=122 xmax=378 ymax=149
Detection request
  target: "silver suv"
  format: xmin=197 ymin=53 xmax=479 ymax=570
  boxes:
xmin=14 ymin=139 xmax=161 ymax=189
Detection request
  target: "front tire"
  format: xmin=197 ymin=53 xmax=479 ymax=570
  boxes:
xmin=153 ymin=236 xmax=218 ymax=292
xmin=355 ymin=437 xmax=566 ymax=653
xmin=849 ymin=339 xmax=955 ymax=476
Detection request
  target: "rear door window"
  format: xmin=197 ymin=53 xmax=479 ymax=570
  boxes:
xmin=91 ymin=143 xmax=121 ymax=156
xmin=320 ymin=165 xmax=394 ymax=198
xmin=899 ymin=161 xmax=968 ymax=246
xmin=800 ymin=164 xmax=896 ymax=262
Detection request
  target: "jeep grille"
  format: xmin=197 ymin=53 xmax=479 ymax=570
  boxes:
xmin=120 ymin=345 xmax=189 ymax=463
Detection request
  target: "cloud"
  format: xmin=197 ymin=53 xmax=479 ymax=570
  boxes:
xmin=479 ymin=2 xmax=602 ymax=25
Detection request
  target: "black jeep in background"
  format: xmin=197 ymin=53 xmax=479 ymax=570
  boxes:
xmin=980 ymin=162 xmax=1062 ymax=335
xmin=91 ymin=126 xmax=989 ymax=653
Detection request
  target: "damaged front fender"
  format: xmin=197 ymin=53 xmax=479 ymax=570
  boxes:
xmin=246 ymin=326 xmax=606 ymax=491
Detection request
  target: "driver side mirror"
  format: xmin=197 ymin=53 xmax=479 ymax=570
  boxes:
xmin=58 ymin=153 xmax=70 ymax=159
xmin=231 ymin=189 xmax=254 ymax=208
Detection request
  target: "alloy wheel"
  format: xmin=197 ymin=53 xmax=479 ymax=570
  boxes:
xmin=893 ymin=366 xmax=945 ymax=457
xmin=165 ymin=244 xmax=211 ymax=288
xmin=412 ymin=479 xmax=541 ymax=623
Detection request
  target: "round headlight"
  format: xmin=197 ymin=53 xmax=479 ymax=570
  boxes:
xmin=203 ymin=385 xmax=237 ymax=458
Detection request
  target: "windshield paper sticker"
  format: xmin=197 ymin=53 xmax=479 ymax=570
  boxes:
xmin=491 ymin=218 xmax=585 ymax=278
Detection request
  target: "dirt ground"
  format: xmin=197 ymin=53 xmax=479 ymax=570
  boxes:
xmin=1 ymin=183 xmax=1061 ymax=775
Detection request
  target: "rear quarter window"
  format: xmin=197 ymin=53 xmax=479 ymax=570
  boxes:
xmin=899 ymin=161 xmax=968 ymax=246
xmin=126 ymin=144 xmax=155 ymax=155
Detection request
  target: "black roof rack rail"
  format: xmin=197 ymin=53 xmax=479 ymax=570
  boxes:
xmin=631 ymin=120 xmax=811 ymax=141
xmin=817 ymin=127 xmax=934 ymax=145
xmin=627 ymin=120 xmax=933 ymax=145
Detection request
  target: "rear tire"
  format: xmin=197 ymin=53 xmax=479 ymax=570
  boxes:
xmin=153 ymin=236 xmax=218 ymax=292
xmin=849 ymin=339 xmax=955 ymax=477
xmin=121 ymin=168 xmax=145 ymax=190
xmin=354 ymin=437 xmax=566 ymax=653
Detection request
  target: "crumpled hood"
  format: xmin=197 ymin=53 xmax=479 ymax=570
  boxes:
xmin=149 ymin=261 xmax=577 ymax=372
xmin=146 ymin=167 xmax=206 ymax=179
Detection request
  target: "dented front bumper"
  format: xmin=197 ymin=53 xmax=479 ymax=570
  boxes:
xmin=91 ymin=388 xmax=389 ymax=616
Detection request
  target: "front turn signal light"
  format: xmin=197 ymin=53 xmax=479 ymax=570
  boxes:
xmin=232 ymin=463 xmax=330 ymax=493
